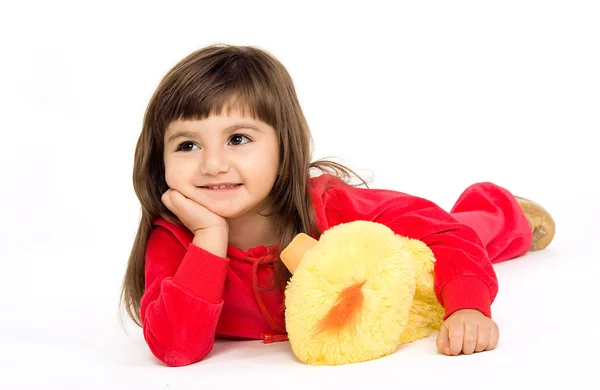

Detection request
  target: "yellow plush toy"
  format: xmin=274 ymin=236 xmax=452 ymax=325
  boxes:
xmin=280 ymin=220 xmax=446 ymax=366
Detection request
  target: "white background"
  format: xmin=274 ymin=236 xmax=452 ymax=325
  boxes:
xmin=1 ymin=0 xmax=599 ymax=389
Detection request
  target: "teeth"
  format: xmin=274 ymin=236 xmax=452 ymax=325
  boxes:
xmin=207 ymin=184 xmax=239 ymax=189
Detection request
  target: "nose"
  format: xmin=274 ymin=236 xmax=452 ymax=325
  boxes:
xmin=199 ymin=148 xmax=230 ymax=176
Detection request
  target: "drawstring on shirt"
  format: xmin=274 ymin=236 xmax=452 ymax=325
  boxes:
xmin=249 ymin=246 xmax=289 ymax=344
xmin=261 ymin=333 xmax=289 ymax=344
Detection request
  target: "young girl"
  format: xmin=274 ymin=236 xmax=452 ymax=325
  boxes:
xmin=120 ymin=44 xmax=555 ymax=367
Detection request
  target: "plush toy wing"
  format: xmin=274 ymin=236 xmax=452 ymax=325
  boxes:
xmin=394 ymin=236 xmax=445 ymax=344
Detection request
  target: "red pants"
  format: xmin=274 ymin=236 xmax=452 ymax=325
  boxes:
xmin=449 ymin=182 xmax=533 ymax=264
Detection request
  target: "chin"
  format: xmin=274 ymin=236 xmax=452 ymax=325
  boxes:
xmin=207 ymin=204 xmax=247 ymax=220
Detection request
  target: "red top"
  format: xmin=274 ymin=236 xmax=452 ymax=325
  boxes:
xmin=140 ymin=174 xmax=497 ymax=366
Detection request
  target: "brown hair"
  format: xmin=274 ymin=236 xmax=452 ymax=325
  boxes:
xmin=120 ymin=43 xmax=369 ymax=327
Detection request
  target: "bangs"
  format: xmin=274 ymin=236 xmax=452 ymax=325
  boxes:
xmin=153 ymin=51 xmax=281 ymax=135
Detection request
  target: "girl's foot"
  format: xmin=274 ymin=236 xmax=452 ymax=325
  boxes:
xmin=515 ymin=196 xmax=555 ymax=251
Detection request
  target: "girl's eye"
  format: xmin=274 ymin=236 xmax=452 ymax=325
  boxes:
xmin=229 ymin=134 xmax=251 ymax=146
xmin=177 ymin=141 xmax=198 ymax=152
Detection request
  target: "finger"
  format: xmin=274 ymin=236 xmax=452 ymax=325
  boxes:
xmin=169 ymin=189 xmax=186 ymax=204
xmin=161 ymin=189 xmax=171 ymax=203
xmin=475 ymin=324 xmax=490 ymax=352
xmin=162 ymin=189 xmax=184 ymax=218
xmin=462 ymin=322 xmax=477 ymax=355
xmin=449 ymin=321 xmax=464 ymax=356
xmin=161 ymin=189 xmax=174 ymax=211
xmin=436 ymin=323 xmax=450 ymax=355
xmin=169 ymin=190 xmax=192 ymax=214
xmin=486 ymin=323 xmax=499 ymax=351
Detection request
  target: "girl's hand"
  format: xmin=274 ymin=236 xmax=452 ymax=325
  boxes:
xmin=436 ymin=309 xmax=499 ymax=356
xmin=161 ymin=189 xmax=229 ymax=235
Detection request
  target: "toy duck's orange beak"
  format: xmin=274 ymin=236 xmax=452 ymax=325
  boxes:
xmin=280 ymin=233 xmax=317 ymax=274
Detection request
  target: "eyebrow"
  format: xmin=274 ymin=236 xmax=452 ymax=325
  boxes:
xmin=166 ymin=122 xmax=261 ymax=144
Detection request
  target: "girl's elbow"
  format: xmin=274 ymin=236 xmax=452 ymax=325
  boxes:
xmin=144 ymin=328 xmax=215 ymax=367
xmin=160 ymin=349 xmax=209 ymax=367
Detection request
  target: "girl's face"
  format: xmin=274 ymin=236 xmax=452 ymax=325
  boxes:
xmin=163 ymin=109 xmax=280 ymax=220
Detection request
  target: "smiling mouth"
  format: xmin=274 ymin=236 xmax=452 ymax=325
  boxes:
xmin=200 ymin=184 xmax=243 ymax=190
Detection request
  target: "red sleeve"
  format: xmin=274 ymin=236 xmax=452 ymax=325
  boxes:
xmin=140 ymin=225 xmax=229 ymax=366
xmin=314 ymin=176 xmax=498 ymax=320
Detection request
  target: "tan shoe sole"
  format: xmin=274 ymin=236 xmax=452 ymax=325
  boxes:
xmin=515 ymin=196 xmax=556 ymax=251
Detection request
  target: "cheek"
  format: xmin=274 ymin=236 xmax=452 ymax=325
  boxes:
xmin=164 ymin=167 xmax=177 ymax=188
xmin=246 ymin=148 xmax=279 ymax=181
xmin=164 ymin=158 xmax=195 ymax=188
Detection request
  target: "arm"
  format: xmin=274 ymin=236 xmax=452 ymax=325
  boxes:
xmin=318 ymin=179 xmax=498 ymax=320
xmin=140 ymin=225 xmax=229 ymax=366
